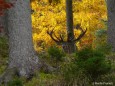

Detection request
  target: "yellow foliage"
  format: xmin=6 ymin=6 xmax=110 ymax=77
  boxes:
xmin=31 ymin=0 xmax=107 ymax=51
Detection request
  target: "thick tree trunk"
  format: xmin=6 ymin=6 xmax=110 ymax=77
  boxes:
xmin=65 ymin=0 xmax=76 ymax=53
xmin=7 ymin=0 xmax=39 ymax=77
xmin=107 ymin=0 xmax=115 ymax=50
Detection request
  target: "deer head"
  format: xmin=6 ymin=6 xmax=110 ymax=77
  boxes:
xmin=47 ymin=25 xmax=87 ymax=44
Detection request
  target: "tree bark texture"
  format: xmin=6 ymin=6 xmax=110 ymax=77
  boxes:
xmin=65 ymin=0 xmax=76 ymax=53
xmin=7 ymin=0 xmax=39 ymax=77
xmin=66 ymin=0 xmax=74 ymax=41
xmin=107 ymin=0 xmax=115 ymax=50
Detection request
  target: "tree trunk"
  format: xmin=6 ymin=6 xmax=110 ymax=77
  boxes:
xmin=107 ymin=0 xmax=115 ymax=50
xmin=7 ymin=0 xmax=39 ymax=77
xmin=65 ymin=0 xmax=76 ymax=53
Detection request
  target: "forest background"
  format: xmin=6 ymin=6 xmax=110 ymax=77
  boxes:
xmin=31 ymin=0 xmax=107 ymax=51
xmin=0 ymin=0 xmax=115 ymax=86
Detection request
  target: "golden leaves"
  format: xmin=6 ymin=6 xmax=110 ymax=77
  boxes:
xmin=31 ymin=0 xmax=107 ymax=51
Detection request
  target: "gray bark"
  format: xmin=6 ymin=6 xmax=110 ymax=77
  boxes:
xmin=107 ymin=0 xmax=115 ymax=50
xmin=7 ymin=0 xmax=39 ymax=77
xmin=65 ymin=0 xmax=76 ymax=53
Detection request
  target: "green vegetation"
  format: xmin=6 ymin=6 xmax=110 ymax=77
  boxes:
xmin=0 ymin=37 xmax=8 ymax=74
xmin=0 ymin=1 xmax=115 ymax=85
xmin=0 ymin=34 xmax=115 ymax=86
xmin=7 ymin=78 xmax=23 ymax=86
xmin=48 ymin=46 xmax=65 ymax=62
xmin=76 ymin=47 xmax=111 ymax=81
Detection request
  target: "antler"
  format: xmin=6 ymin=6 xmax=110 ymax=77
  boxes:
xmin=47 ymin=24 xmax=87 ymax=44
xmin=47 ymin=29 xmax=65 ymax=45
xmin=73 ymin=27 xmax=87 ymax=42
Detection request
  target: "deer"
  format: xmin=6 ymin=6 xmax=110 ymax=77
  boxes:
xmin=47 ymin=24 xmax=87 ymax=54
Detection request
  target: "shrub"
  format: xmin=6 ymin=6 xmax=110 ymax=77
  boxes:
xmin=7 ymin=78 xmax=23 ymax=86
xmin=48 ymin=46 xmax=65 ymax=62
xmin=0 ymin=37 xmax=8 ymax=58
xmin=75 ymin=47 xmax=111 ymax=82
xmin=24 ymin=73 xmax=59 ymax=86
xmin=61 ymin=62 xmax=80 ymax=85
xmin=93 ymin=29 xmax=112 ymax=54
xmin=0 ymin=37 xmax=8 ymax=74
xmin=61 ymin=47 xmax=112 ymax=85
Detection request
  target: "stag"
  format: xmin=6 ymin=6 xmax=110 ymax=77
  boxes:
xmin=47 ymin=24 xmax=87 ymax=54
